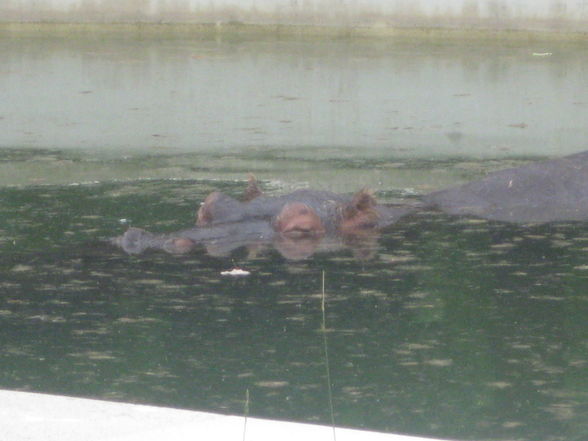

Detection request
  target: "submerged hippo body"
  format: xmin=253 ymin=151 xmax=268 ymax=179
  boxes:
xmin=114 ymin=219 xmax=388 ymax=260
xmin=114 ymin=220 xmax=276 ymax=256
xmin=425 ymin=150 xmax=588 ymax=223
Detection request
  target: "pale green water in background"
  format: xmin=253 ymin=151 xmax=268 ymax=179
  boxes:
xmin=1 ymin=32 xmax=588 ymax=441
xmin=1 ymin=33 xmax=588 ymax=160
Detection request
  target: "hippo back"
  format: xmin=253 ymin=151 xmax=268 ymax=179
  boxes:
xmin=424 ymin=151 xmax=588 ymax=223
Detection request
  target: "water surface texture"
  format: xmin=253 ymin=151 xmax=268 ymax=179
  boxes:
xmin=1 ymin=33 xmax=588 ymax=441
xmin=1 ymin=33 xmax=587 ymax=157
xmin=2 ymin=160 xmax=588 ymax=441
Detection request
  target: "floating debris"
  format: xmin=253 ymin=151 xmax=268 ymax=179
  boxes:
xmin=508 ymin=122 xmax=528 ymax=128
xmin=11 ymin=264 xmax=33 ymax=273
xmin=220 ymin=268 xmax=251 ymax=277
xmin=254 ymin=381 xmax=289 ymax=388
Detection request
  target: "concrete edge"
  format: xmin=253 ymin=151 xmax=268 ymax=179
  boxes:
xmin=0 ymin=389 xmax=453 ymax=441
xmin=0 ymin=22 xmax=587 ymax=42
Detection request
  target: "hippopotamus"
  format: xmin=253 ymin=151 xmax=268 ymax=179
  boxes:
xmin=424 ymin=150 xmax=588 ymax=223
xmin=198 ymin=151 xmax=588 ymax=228
xmin=196 ymin=176 xmax=414 ymax=233
xmin=113 ymin=179 xmax=416 ymax=258
xmin=112 ymin=150 xmax=588 ymax=258
xmin=113 ymin=221 xmax=383 ymax=260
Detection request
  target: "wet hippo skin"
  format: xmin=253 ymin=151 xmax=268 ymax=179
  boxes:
xmin=197 ymin=182 xmax=416 ymax=233
xmin=113 ymin=150 xmax=588 ymax=257
xmin=198 ymin=151 xmax=588 ymax=226
xmin=112 ymin=185 xmax=416 ymax=257
xmin=113 ymin=222 xmax=384 ymax=260
xmin=113 ymin=220 xmax=275 ymax=256
xmin=424 ymin=150 xmax=588 ymax=223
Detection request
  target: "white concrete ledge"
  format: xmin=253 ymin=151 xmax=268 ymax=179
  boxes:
xmin=0 ymin=389 xmax=449 ymax=441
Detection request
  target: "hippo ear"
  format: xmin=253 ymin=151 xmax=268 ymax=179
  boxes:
xmin=197 ymin=191 xmax=220 ymax=226
xmin=243 ymin=174 xmax=264 ymax=201
xmin=340 ymin=189 xmax=379 ymax=230
xmin=351 ymin=188 xmax=376 ymax=211
xmin=197 ymin=191 xmax=243 ymax=226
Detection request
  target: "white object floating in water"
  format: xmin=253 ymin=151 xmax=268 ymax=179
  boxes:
xmin=119 ymin=218 xmax=130 ymax=224
xmin=221 ymin=268 xmax=251 ymax=277
xmin=532 ymin=52 xmax=552 ymax=57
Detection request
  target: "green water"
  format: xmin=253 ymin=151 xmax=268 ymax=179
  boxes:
xmin=2 ymin=32 xmax=588 ymax=440
xmin=1 ymin=150 xmax=588 ymax=441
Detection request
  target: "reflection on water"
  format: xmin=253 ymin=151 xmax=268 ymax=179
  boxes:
xmin=1 ymin=175 xmax=588 ymax=441
xmin=1 ymin=33 xmax=587 ymax=157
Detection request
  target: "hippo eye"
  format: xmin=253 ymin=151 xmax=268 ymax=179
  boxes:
xmin=285 ymin=225 xmax=312 ymax=233
xmin=282 ymin=228 xmax=317 ymax=238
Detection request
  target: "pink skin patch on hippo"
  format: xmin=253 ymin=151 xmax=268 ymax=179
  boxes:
xmin=163 ymin=237 xmax=196 ymax=254
xmin=273 ymin=202 xmax=325 ymax=238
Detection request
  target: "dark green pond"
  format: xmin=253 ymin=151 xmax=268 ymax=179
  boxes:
xmin=1 ymin=150 xmax=588 ymax=441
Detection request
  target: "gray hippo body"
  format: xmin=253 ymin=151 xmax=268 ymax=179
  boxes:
xmin=424 ymin=150 xmax=588 ymax=223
